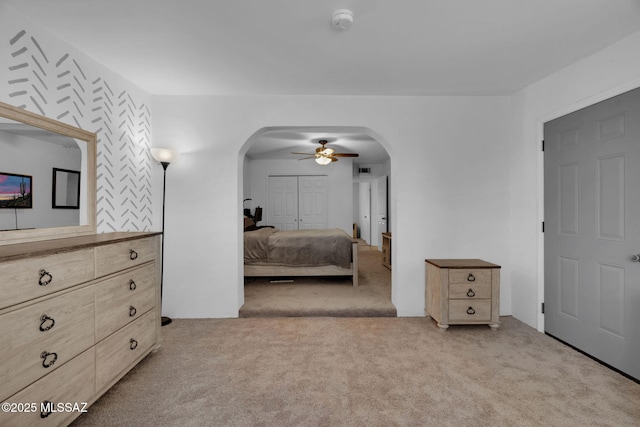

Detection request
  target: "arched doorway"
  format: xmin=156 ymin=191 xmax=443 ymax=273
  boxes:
xmin=238 ymin=126 xmax=395 ymax=316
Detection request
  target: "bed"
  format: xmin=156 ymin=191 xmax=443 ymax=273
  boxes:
xmin=243 ymin=225 xmax=359 ymax=286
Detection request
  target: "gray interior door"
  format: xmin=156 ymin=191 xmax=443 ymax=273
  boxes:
xmin=544 ymin=87 xmax=640 ymax=381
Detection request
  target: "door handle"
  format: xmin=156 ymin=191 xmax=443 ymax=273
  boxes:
xmin=631 ymin=254 xmax=640 ymax=262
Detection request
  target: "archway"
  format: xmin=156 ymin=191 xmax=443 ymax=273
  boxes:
xmin=237 ymin=126 xmax=395 ymax=315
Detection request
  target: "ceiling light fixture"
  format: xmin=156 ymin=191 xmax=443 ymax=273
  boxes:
xmin=332 ymin=9 xmax=354 ymax=30
xmin=315 ymin=154 xmax=333 ymax=165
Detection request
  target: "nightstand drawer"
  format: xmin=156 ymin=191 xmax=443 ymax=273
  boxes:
xmin=449 ymin=282 xmax=492 ymax=299
xmin=449 ymin=269 xmax=491 ymax=285
xmin=449 ymin=299 xmax=491 ymax=322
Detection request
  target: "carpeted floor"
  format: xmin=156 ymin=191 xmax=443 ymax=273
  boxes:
xmin=240 ymin=243 xmax=396 ymax=317
xmin=71 ymin=316 xmax=640 ymax=427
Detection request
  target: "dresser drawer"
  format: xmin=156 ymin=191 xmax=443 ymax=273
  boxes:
xmin=94 ymin=237 xmax=157 ymax=278
xmin=0 ymin=249 xmax=94 ymax=310
xmin=95 ymin=263 xmax=156 ymax=341
xmin=449 ymin=282 xmax=492 ymax=299
xmin=96 ymin=309 xmax=156 ymax=391
xmin=0 ymin=286 xmax=95 ymax=401
xmin=448 ymin=299 xmax=491 ymax=322
xmin=448 ymin=269 xmax=492 ymax=285
xmin=0 ymin=348 xmax=95 ymax=427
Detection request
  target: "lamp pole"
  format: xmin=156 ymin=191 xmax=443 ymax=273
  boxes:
xmin=151 ymin=147 xmax=176 ymax=327
xmin=160 ymin=161 xmax=171 ymax=326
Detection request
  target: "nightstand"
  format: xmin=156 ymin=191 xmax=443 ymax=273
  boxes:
xmin=425 ymin=259 xmax=500 ymax=330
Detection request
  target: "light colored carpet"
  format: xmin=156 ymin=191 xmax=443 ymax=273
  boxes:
xmin=240 ymin=243 xmax=396 ymax=317
xmin=71 ymin=316 xmax=640 ymax=427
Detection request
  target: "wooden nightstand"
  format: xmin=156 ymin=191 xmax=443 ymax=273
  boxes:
xmin=382 ymin=232 xmax=391 ymax=270
xmin=425 ymin=259 xmax=500 ymax=330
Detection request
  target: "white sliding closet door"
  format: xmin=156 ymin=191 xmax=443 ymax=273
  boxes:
xmin=268 ymin=175 xmax=327 ymax=230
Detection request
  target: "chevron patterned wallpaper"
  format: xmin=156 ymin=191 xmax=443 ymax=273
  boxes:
xmin=4 ymin=29 xmax=153 ymax=233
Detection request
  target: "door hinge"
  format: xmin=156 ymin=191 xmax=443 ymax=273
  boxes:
xmin=541 ymin=302 xmax=545 ymax=314
xmin=542 ymin=140 xmax=545 ymax=151
xmin=542 ymin=221 xmax=545 ymax=233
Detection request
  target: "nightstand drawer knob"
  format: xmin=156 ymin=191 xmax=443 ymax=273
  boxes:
xmin=467 ymin=273 xmax=475 ymax=282
xmin=129 ymin=305 xmax=137 ymax=317
xmin=129 ymin=280 xmax=137 ymax=291
xmin=129 ymin=249 xmax=138 ymax=260
xmin=467 ymin=289 xmax=475 ymax=298
xmin=130 ymin=338 xmax=138 ymax=350
xmin=466 ymin=307 xmax=476 ymax=315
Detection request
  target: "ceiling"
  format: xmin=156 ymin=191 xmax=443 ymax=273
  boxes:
xmin=5 ymin=0 xmax=640 ymax=164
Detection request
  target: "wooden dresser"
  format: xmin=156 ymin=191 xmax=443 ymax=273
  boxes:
xmin=425 ymin=259 xmax=500 ymax=330
xmin=0 ymin=232 xmax=161 ymax=426
xmin=381 ymin=232 xmax=391 ymax=270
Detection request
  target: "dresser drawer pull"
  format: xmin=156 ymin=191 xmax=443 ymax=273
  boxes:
xmin=466 ymin=289 xmax=476 ymax=298
xmin=467 ymin=273 xmax=475 ymax=282
xmin=38 ymin=269 xmax=53 ymax=286
xmin=129 ymin=280 xmax=137 ymax=291
xmin=130 ymin=338 xmax=138 ymax=350
xmin=39 ymin=314 xmax=56 ymax=332
xmin=40 ymin=400 xmax=52 ymax=418
xmin=129 ymin=305 xmax=137 ymax=317
xmin=129 ymin=249 xmax=138 ymax=260
xmin=466 ymin=307 xmax=476 ymax=315
xmin=40 ymin=351 xmax=58 ymax=368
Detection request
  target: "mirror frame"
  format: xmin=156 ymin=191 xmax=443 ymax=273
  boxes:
xmin=0 ymin=101 xmax=97 ymax=245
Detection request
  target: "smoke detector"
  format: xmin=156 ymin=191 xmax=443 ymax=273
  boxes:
xmin=332 ymin=9 xmax=354 ymax=30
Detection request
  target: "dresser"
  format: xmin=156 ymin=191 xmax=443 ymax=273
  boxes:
xmin=381 ymin=232 xmax=391 ymax=270
xmin=0 ymin=232 xmax=162 ymax=426
xmin=425 ymin=259 xmax=500 ymax=330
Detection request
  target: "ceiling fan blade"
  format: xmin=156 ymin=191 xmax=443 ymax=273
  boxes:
xmin=291 ymin=152 xmax=316 ymax=155
xmin=332 ymin=153 xmax=359 ymax=157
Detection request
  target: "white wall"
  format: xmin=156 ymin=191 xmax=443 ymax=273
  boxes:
xmin=245 ymin=157 xmax=353 ymax=233
xmin=509 ymin=30 xmax=640 ymax=330
xmin=152 ymin=95 xmax=512 ymax=319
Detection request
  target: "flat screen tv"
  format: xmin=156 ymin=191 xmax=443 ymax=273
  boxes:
xmin=0 ymin=172 xmax=32 ymax=208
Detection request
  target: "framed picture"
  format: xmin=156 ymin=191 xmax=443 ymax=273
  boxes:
xmin=0 ymin=172 xmax=33 ymax=209
xmin=52 ymin=168 xmax=81 ymax=209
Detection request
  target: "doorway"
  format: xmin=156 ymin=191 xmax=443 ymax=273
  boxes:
xmin=544 ymin=86 xmax=640 ymax=381
xmin=240 ymin=126 xmax=394 ymax=316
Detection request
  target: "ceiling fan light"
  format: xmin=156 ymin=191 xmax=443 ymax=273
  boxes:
xmin=322 ymin=148 xmax=335 ymax=155
xmin=315 ymin=155 xmax=332 ymax=165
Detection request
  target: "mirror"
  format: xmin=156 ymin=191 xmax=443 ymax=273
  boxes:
xmin=0 ymin=101 xmax=96 ymax=245
xmin=52 ymin=168 xmax=81 ymax=209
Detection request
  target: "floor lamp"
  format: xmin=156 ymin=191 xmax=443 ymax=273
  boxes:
xmin=151 ymin=147 xmax=177 ymax=327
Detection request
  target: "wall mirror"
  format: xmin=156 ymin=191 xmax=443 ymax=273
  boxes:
xmin=0 ymin=101 xmax=97 ymax=245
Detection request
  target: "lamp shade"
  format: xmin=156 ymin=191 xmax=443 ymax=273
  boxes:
xmin=151 ymin=148 xmax=177 ymax=164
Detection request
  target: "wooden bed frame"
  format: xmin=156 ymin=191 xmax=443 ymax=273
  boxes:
xmin=244 ymin=240 xmax=359 ymax=286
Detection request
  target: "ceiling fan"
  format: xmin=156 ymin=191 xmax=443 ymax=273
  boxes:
xmin=291 ymin=139 xmax=359 ymax=165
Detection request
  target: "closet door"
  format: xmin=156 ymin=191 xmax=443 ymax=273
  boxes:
xmin=268 ymin=176 xmax=298 ymax=230
xmin=298 ymin=176 xmax=328 ymax=229
xmin=268 ymin=176 xmax=328 ymax=230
